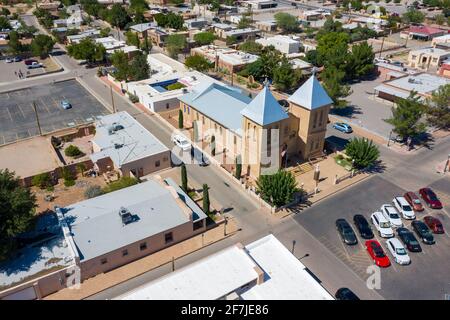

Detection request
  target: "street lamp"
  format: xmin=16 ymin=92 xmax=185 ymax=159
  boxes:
xmin=298 ymin=253 xmax=310 ymax=261
xmin=291 ymin=240 xmax=296 ymax=254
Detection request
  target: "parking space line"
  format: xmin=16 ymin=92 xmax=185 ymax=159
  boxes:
xmin=40 ymin=98 xmax=51 ymax=114
xmin=17 ymin=104 xmax=26 ymax=118
xmin=6 ymin=107 xmax=13 ymax=122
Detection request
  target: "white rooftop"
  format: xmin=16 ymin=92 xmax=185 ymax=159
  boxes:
xmin=383 ymin=73 xmax=450 ymax=96
xmin=90 ymin=111 xmax=169 ymax=167
xmin=118 ymin=234 xmax=334 ymax=300
xmin=409 ymin=47 xmax=450 ymax=56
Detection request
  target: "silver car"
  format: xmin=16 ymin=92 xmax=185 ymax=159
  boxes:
xmin=386 ymin=238 xmax=411 ymax=265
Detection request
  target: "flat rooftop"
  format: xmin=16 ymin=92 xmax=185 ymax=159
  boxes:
xmin=90 ymin=111 xmax=169 ymax=167
xmin=119 ymin=234 xmax=334 ymax=300
xmin=59 ymin=178 xmax=206 ymax=262
xmin=0 ymin=136 xmax=62 ymax=178
xmin=0 ymin=213 xmax=75 ymax=291
xmin=410 ymin=47 xmax=450 ymax=56
xmin=384 ymin=73 xmax=450 ymax=95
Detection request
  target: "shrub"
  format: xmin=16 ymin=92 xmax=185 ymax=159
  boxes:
xmin=64 ymin=145 xmax=83 ymax=157
xmin=345 ymin=138 xmax=380 ymax=169
xmin=32 ymin=173 xmax=52 ymax=189
xmin=167 ymin=82 xmax=186 ymax=91
xmin=256 ymin=170 xmax=300 ymax=207
xmin=84 ymin=185 xmax=104 ymax=199
xmin=102 ymin=177 xmax=139 ymax=193
xmin=64 ymin=179 xmax=76 ymax=187
xmin=128 ymin=93 xmax=139 ymax=103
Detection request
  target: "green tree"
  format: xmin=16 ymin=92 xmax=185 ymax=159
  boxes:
xmin=425 ymin=84 xmax=450 ymax=130
xmin=304 ymin=50 xmax=319 ymax=66
xmin=256 ymin=170 xmax=300 ymax=207
xmin=8 ymin=31 xmax=23 ymax=54
xmin=178 ymin=109 xmax=184 ymax=129
xmin=226 ymin=35 xmax=238 ymax=45
xmin=193 ymin=31 xmax=216 ymax=45
xmin=110 ymin=50 xmax=130 ymax=81
xmin=237 ymin=15 xmax=252 ymax=29
xmin=108 ymin=4 xmax=131 ymax=29
xmin=31 ymin=34 xmax=55 ymax=58
xmin=235 ymin=155 xmax=242 ymax=179
xmin=274 ymin=12 xmax=299 ymax=33
xmin=385 ymin=92 xmax=427 ymax=139
xmin=202 ymin=184 xmax=210 ymax=215
xmin=185 ymin=54 xmax=212 ymax=72
xmin=1 ymin=7 xmax=10 ymax=16
xmin=402 ymin=9 xmax=425 ymax=24
xmin=346 ymin=41 xmax=374 ymax=79
xmin=239 ymin=40 xmax=263 ymax=55
xmin=0 ymin=169 xmax=37 ymax=261
xmin=434 ymin=14 xmax=446 ymax=26
xmin=166 ymin=34 xmax=186 ymax=58
xmin=345 ymin=138 xmax=380 ymax=169
xmin=100 ymin=27 xmax=111 ymax=37
xmin=273 ymin=57 xmax=301 ymax=92
xmin=240 ymin=46 xmax=282 ymax=81
xmin=32 ymin=173 xmax=52 ymax=189
xmin=181 ymin=163 xmax=188 ymax=192
xmin=125 ymin=30 xmax=140 ymax=47
xmin=321 ymin=66 xmax=351 ymax=108
xmin=0 ymin=16 xmax=10 ymax=29
xmin=316 ymin=31 xmax=350 ymax=68
xmin=129 ymin=0 xmax=148 ymax=14
xmin=129 ymin=52 xmax=149 ymax=81
xmin=154 ymin=12 xmax=184 ymax=30
xmin=81 ymin=0 xmax=102 ymax=17
xmin=67 ymin=38 xmax=106 ymax=63
xmin=64 ymin=145 xmax=83 ymax=157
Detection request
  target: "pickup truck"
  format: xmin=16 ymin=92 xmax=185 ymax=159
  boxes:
xmin=27 ymin=62 xmax=44 ymax=69
xmin=24 ymin=59 xmax=38 ymax=65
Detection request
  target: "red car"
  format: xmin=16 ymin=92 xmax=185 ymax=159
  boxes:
xmin=365 ymin=240 xmax=391 ymax=268
xmin=404 ymin=191 xmax=424 ymax=212
xmin=419 ymin=188 xmax=443 ymax=209
xmin=24 ymin=59 xmax=38 ymax=66
xmin=423 ymin=216 xmax=444 ymax=234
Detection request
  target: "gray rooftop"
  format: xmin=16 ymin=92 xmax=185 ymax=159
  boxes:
xmin=385 ymin=73 xmax=450 ymax=95
xmin=60 ymin=178 xmax=207 ymax=262
xmin=288 ymin=75 xmax=333 ymax=110
xmin=90 ymin=111 xmax=169 ymax=168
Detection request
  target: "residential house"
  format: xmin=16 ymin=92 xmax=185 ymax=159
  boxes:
xmin=256 ymin=35 xmax=301 ymax=55
xmin=407 ymin=47 xmax=450 ymax=71
xmin=401 ymin=25 xmax=447 ymax=41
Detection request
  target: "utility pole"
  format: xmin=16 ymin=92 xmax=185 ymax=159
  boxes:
xmin=110 ymin=85 xmax=116 ymax=113
xmin=32 ymin=101 xmax=42 ymax=136
xmin=379 ymin=36 xmax=385 ymax=59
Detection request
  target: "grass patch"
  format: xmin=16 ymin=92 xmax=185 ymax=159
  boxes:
xmin=102 ymin=176 xmax=139 ymax=194
xmin=334 ymin=155 xmax=353 ymax=171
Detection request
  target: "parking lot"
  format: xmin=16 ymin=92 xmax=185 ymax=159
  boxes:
xmin=294 ymin=175 xmax=450 ymax=300
xmin=0 ymin=58 xmax=60 ymax=83
xmin=0 ymin=79 xmax=110 ymax=145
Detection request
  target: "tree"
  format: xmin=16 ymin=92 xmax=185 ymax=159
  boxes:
xmin=273 ymin=57 xmax=301 ymax=93
xmin=129 ymin=0 xmax=148 ymax=14
xmin=239 ymin=40 xmax=263 ymax=55
xmin=345 ymin=138 xmax=380 ymax=169
xmin=166 ymin=34 xmax=186 ymax=58
xmin=316 ymin=32 xmax=350 ymax=68
xmin=31 ymin=34 xmax=55 ymax=58
xmin=1 ymin=7 xmax=10 ymax=16
xmin=435 ymin=14 xmax=446 ymax=26
xmin=108 ymin=4 xmax=131 ymax=29
xmin=193 ymin=31 xmax=216 ymax=46
xmin=125 ymin=30 xmax=140 ymax=48
xmin=226 ymin=35 xmax=238 ymax=45
xmin=32 ymin=173 xmax=52 ymax=189
xmin=84 ymin=185 xmax=104 ymax=199
xmin=402 ymin=9 xmax=425 ymax=24
xmin=8 ymin=31 xmax=23 ymax=55
xmin=274 ymin=12 xmax=299 ymax=33
xmin=304 ymin=50 xmax=319 ymax=66
xmin=64 ymin=145 xmax=83 ymax=157
xmin=100 ymin=27 xmax=111 ymax=37
xmin=346 ymin=41 xmax=374 ymax=80
xmin=154 ymin=12 xmax=184 ymax=30
xmin=178 ymin=109 xmax=184 ymax=129
xmin=81 ymin=0 xmax=102 ymax=18
xmin=385 ymin=92 xmax=427 ymax=140
xmin=129 ymin=51 xmax=149 ymax=81
xmin=0 ymin=16 xmax=10 ymax=29
xmin=67 ymin=38 xmax=106 ymax=63
xmin=181 ymin=163 xmax=188 ymax=192
xmin=235 ymin=155 xmax=242 ymax=179
xmin=321 ymin=66 xmax=351 ymax=108
xmin=0 ymin=169 xmax=37 ymax=261
xmin=237 ymin=15 xmax=252 ymax=29
xmin=185 ymin=54 xmax=212 ymax=72
xmin=202 ymin=184 xmax=210 ymax=215
xmin=425 ymin=84 xmax=450 ymax=130
xmin=240 ymin=46 xmax=282 ymax=81
xmin=256 ymin=170 xmax=300 ymax=207
xmin=110 ymin=50 xmax=130 ymax=81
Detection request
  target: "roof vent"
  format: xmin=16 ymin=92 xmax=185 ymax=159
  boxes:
xmin=119 ymin=206 xmax=133 ymax=225
xmin=114 ymin=143 xmax=124 ymax=149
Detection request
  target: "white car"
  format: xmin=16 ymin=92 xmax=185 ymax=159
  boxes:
xmin=5 ymin=57 xmax=13 ymax=63
xmin=386 ymin=238 xmax=411 ymax=265
xmin=371 ymin=211 xmax=394 ymax=238
xmin=380 ymin=204 xmax=403 ymax=228
xmin=172 ymin=134 xmax=191 ymax=151
xmin=393 ymin=196 xmax=415 ymax=220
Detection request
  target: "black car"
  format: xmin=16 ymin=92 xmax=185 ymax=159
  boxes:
xmin=336 ymin=219 xmax=358 ymax=245
xmin=190 ymin=147 xmax=210 ymax=167
xmin=411 ymin=221 xmax=435 ymax=245
xmin=335 ymin=288 xmax=360 ymax=300
xmin=397 ymin=227 xmax=422 ymax=252
xmin=353 ymin=214 xmax=374 ymax=239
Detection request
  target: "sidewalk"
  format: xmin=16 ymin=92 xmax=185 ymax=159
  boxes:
xmin=44 ymin=219 xmax=239 ymax=300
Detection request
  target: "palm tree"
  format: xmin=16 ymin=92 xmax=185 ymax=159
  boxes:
xmin=345 ymin=138 xmax=380 ymax=169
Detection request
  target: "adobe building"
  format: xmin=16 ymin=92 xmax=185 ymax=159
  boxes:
xmin=179 ymin=74 xmax=333 ymax=178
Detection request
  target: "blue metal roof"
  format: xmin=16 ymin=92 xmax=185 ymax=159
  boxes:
xmin=241 ymin=85 xmax=288 ymax=126
xmin=288 ymin=75 xmax=333 ymax=110
xmin=179 ymin=82 xmax=252 ymax=136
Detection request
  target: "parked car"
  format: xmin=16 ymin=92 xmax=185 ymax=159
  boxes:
xmin=374 ymin=57 xmax=389 ymax=64
xmin=419 ymin=188 xmax=443 ymax=209
xmin=13 ymin=56 xmax=21 ymax=62
xmin=27 ymin=62 xmax=43 ymax=69
xmin=397 ymin=227 xmax=422 ymax=252
xmin=365 ymin=240 xmax=391 ymax=268
xmin=386 ymin=238 xmax=411 ymax=265
xmin=335 ymin=288 xmax=359 ymax=300
xmin=172 ymin=134 xmax=191 ymax=151
xmin=380 ymin=204 xmax=403 ymax=228
xmin=24 ymin=59 xmax=38 ymax=65
xmin=191 ymin=147 xmax=209 ymax=167
xmin=371 ymin=211 xmax=394 ymax=238
xmin=353 ymin=214 xmax=374 ymax=239
xmin=5 ymin=57 xmax=13 ymax=63
xmin=336 ymin=219 xmax=358 ymax=245
xmin=404 ymin=191 xmax=424 ymax=212
xmin=60 ymin=99 xmax=71 ymax=110
xmin=332 ymin=122 xmax=353 ymax=133
xmin=423 ymin=216 xmax=444 ymax=234
xmin=392 ymin=196 xmax=415 ymax=220
xmin=411 ymin=220 xmax=435 ymax=244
